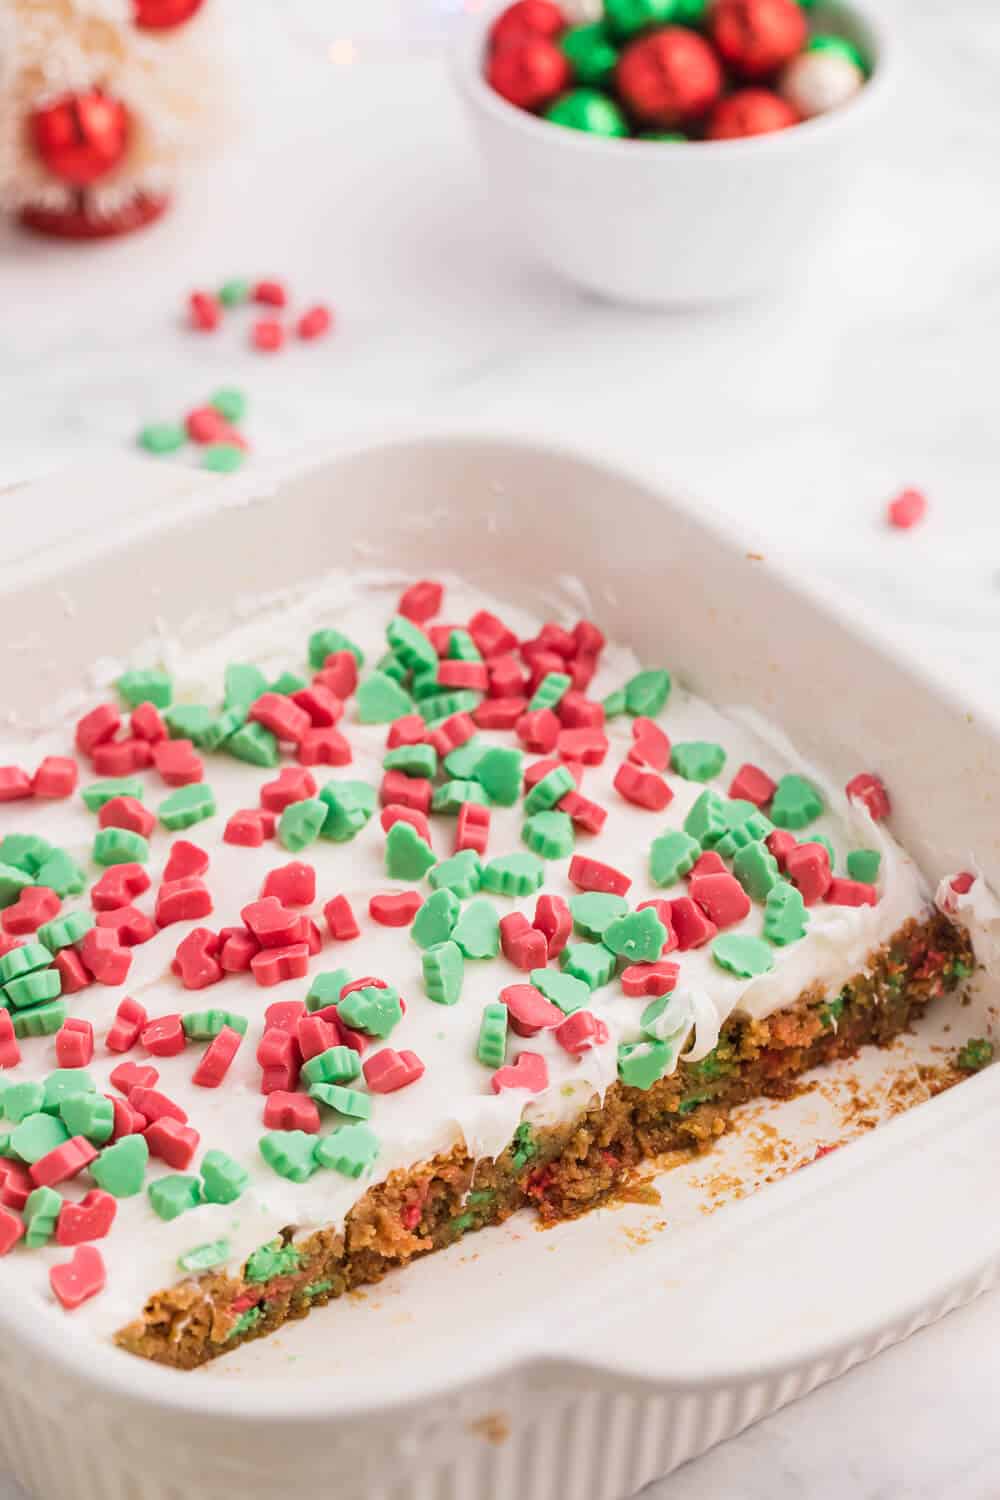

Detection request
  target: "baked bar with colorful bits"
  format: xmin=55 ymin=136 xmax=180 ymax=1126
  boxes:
xmin=0 ymin=573 xmax=982 ymax=1363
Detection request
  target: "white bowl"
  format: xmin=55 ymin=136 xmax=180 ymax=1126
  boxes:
xmin=453 ymin=0 xmax=894 ymax=306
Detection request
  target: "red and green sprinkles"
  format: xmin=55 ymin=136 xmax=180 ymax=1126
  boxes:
xmin=0 ymin=576 xmax=972 ymax=1321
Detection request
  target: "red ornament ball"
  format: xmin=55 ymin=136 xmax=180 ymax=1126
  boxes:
xmin=487 ymin=37 xmax=572 ymax=111
xmin=615 ymin=27 xmax=723 ymax=128
xmin=706 ymin=88 xmax=799 ymax=139
xmin=30 ymin=91 xmax=130 ymax=186
xmin=490 ymin=1 xmax=566 ymax=50
xmin=709 ymin=0 xmax=807 ymax=80
xmin=133 ymin=0 xmax=205 ymax=28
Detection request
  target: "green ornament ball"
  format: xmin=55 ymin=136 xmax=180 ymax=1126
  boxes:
xmin=603 ymin=0 xmax=676 ymax=41
xmin=806 ymin=33 xmax=869 ymax=76
xmin=544 ymin=88 xmax=629 ymax=138
xmin=672 ymin=0 xmax=709 ymax=24
xmin=560 ymin=23 xmax=619 ymax=87
xmin=639 ymin=130 xmax=688 ymax=141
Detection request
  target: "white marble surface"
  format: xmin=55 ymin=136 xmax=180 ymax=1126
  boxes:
xmin=2 ymin=0 xmax=1000 ymax=1494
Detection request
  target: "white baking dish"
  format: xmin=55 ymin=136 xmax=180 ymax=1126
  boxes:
xmin=1 ymin=434 xmax=999 ymax=1500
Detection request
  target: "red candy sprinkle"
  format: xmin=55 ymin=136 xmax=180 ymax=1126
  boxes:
xmin=98 ymin=794 xmax=155 ymax=837
xmin=469 ymin=609 xmax=518 ymax=658
xmin=266 ymin=1001 xmax=306 ymax=1033
xmin=153 ymin=739 xmax=204 ymax=786
xmin=297 ymin=727 xmax=352 ymax=766
xmin=30 ymin=1136 xmax=98 ymax=1189
xmin=387 ymin=715 xmax=427 ymax=749
xmin=251 ymin=943 xmax=310 ymax=987
xmin=254 ymin=278 xmax=287 ymax=306
xmin=248 ymin=693 xmax=310 ymax=744
xmin=687 ymin=851 xmax=727 ymax=881
xmin=533 ymin=893 xmax=572 ymax=958
xmin=173 ymin=927 xmax=224 ymax=990
xmin=91 ymin=862 xmax=150 ymax=911
xmin=163 ymin=840 xmax=210 ymax=882
xmin=516 ymin=708 xmax=560 ymax=753
xmin=130 ymin=702 xmax=167 ymax=743
xmin=728 ymin=762 xmax=776 ymax=807
xmin=189 ymin=290 xmax=221 ymax=330
xmin=252 ymin=318 xmax=284 ymax=352
xmin=296 ymin=1014 xmax=335 ymax=1061
xmin=109 ymin=1096 xmax=147 ymax=1140
xmin=887 ymin=487 xmax=927 ymax=530
xmin=635 ymin=898 xmax=678 ymax=952
xmin=558 ymin=789 xmax=607 ymax=835
xmin=488 ymin=655 xmax=527 ymax=699
xmin=324 ymin=894 xmax=360 ymax=941
xmin=0 ymin=1162 xmax=32 ymax=1211
xmin=109 ymin=1061 xmax=158 ymax=1095
xmin=145 ymin=1117 xmax=200 ymax=1169
xmin=500 ymin=984 xmax=564 ymax=1038
xmin=185 ymin=405 xmax=226 ymax=444
xmin=369 ymin=892 xmax=422 ymax=928
xmin=52 ymin=948 xmax=90 ymax=996
xmin=263 ymin=1092 xmax=320 ymax=1134
xmin=0 ymin=1012 xmax=19 ymax=1070
xmin=826 ymin=878 xmax=878 ymax=908
xmin=568 ymin=855 xmax=631 ymax=896
xmin=241 ymin=897 xmax=300 ymax=948
xmin=91 ymin=739 xmax=152 ymax=775
xmin=156 ymin=876 xmax=213 ymax=927
xmin=398 ymin=580 xmax=443 ymax=624
xmin=75 ymin=703 xmax=120 ymax=755
xmin=499 ymin=912 xmax=548 ymax=971
xmin=364 ymin=1048 xmax=425 ymax=1093
xmin=381 ymin=804 xmax=433 ymax=843
xmin=56 ymin=1190 xmax=117 ymax=1246
xmin=2 ymin=886 xmax=60 ymax=935
xmin=766 ymin=829 xmax=797 ymax=869
xmin=193 ymin=1026 xmax=244 ymax=1086
xmin=689 ymin=872 xmax=751 ymax=929
xmin=128 ymin=1086 xmax=185 ymax=1124
xmin=785 ymin=842 xmax=833 ymax=906
xmin=621 ymin=960 xmax=680 ymax=998
xmin=455 ymin=801 xmax=490 ymax=855
xmin=261 ymin=861 xmax=316 ymax=907
xmin=667 ymin=897 xmax=718 ymax=950
xmin=614 ymin=760 xmax=673 ymax=812
xmin=106 ymin=997 xmax=147 ymax=1053
xmin=260 ymin=768 xmax=317 ymax=813
xmin=474 ymin=698 xmax=527 ymax=730
xmin=555 ymin=1010 xmax=608 ymax=1056
xmin=428 ymin=712 xmax=478 ymax=759
xmin=437 ymin=660 xmax=489 ymax=693
xmin=50 ymin=1245 xmax=106 ymax=1310
xmin=256 ymin=1029 xmax=300 ymax=1094
xmin=558 ymin=692 xmax=605 ymax=731
xmin=380 ymin=770 xmax=432 ymax=814
xmin=79 ymin=927 xmax=132 ymax=985
xmin=96 ymin=905 xmax=156 ymax=946
xmin=290 ymin=686 xmax=343 ymax=728
xmin=951 ymin=872 xmax=976 ymax=895
xmin=845 ymin=772 xmax=891 ymax=821
xmin=558 ymin=728 xmax=609 ymax=765
xmin=0 ymin=1207 xmax=25 ymax=1256
xmin=224 ymin=809 xmax=269 ymax=846
xmin=220 ymin=928 xmax=259 ymax=972
xmin=32 ymin=756 xmax=79 ymax=798
xmin=56 ymin=1018 xmax=94 ymax=1068
xmin=297 ymin=304 xmax=332 ymax=340
xmin=0 ymin=767 xmax=32 ymax=800
xmin=317 ymin=650 xmax=358 ymax=699
xmin=491 ymin=1051 xmax=548 ymax=1095
xmin=141 ymin=1014 xmax=187 ymax=1056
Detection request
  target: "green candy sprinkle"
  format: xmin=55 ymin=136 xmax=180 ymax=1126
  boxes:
xmin=59 ymin=1092 xmax=114 ymax=1144
xmin=422 ymin=940 xmax=464 ymax=1005
xmin=447 ymin=628 xmax=481 ymax=661
xmin=714 ymin=805 xmax=773 ymax=859
xmin=384 ymin=743 xmax=438 ymax=778
xmin=245 ymin=1240 xmax=302 ymax=1282
xmin=0 ymin=864 xmax=31 ymax=908
xmin=318 ymin=782 xmax=372 ymax=843
xmin=226 ymin=1307 xmax=263 ymax=1341
xmin=649 ymin=829 xmax=701 ymax=887
xmin=411 ymin=888 xmax=460 ymax=949
xmin=847 ymin=848 xmax=881 ymax=883
xmin=301 ymin=1046 xmax=361 ymax=1087
xmin=682 ymin=790 xmax=729 ymax=848
xmin=511 ymin=1121 xmax=536 ymax=1169
xmin=90 ymin=1134 xmax=149 ymax=1198
xmin=116 ymin=668 xmax=172 ymax=708
xmin=306 ymin=969 xmax=350 ymax=1010
xmin=442 ymin=740 xmax=486 ymax=780
xmin=0 ymin=834 xmax=51 ymax=875
xmin=38 ymin=910 xmax=93 ymax=951
xmin=92 ymin=827 xmax=149 ymax=867
xmin=0 ymin=940 xmax=53 ymax=985
xmin=2 ymin=1081 xmax=45 ymax=1122
xmin=304 ymin=1280 xmax=334 ymax=1298
xmin=476 ymin=1002 xmax=508 ymax=1068
xmin=12 ymin=1001 xmax=66 ymax=1038
xmin=432 ymin=780 xmax=490 ymax=814
xmin=259 ymin=1130 xmax=319 ymax=1183
xmin=385 ymin=821 xmax=437 ymax=880
xmin=618 ymin=1040 xmax=672 ymax=1090
xmin=602 ymin=688 xmax=627 ymax=719
xmin=314 ymin=1123 xmax=380 ymax=1179
xmin=198 ymin=707 xmax=246 ymax=751
xmin=357 ymin=672 xmax=415 ymax=724
xmin=624 ymin=669 xmax=671 ymax=717
xmin=181 ymin=1010 xmax=248 ymax=1040
xmin=5 ymin=970 xmax=62 ymax=1009
xmin=528 ymin=672 xmax=571 ymax=713
xmin=179 ymin=1238 xmax=232 ymax=1273
xmin=769 ymin=774 xmax=825 ymax=830
xmin=159 ymin=783 xmax=216 ymax=831
xmin=149 ymin=1174 xmax=201 ymax=1221
xmin=227 ymin=721 xmax=280 ymax=767
xmin=218 ymin=278 xmax=251 ymax=305
xmin=671 ymin=741 xmax=726 ymax=783
xmin=138 ymin=423 xmax=185 ymax=455
xmin=200 ymin=1149 xmax=249 ymax=1205
xmin=386 ymin=614 xmax=437 ymax=673
xmin=338 ymin=984 xmax=402 ymax=1038
xmin=480 ymin=852 xmax=545 ymax=897
xmin=24 ymin=1186 xmax=62 ymax=1248
xmin=473 ymin=746 xmax=523 ymax=806
xmin=42 ymin=1069 xmax=95 ymax=1112
xmin=560 ymin=941 xmax=616 ymax=991
xmin=522 ymin=810 xmax=575 ymax=859
xmin=223 ymin=662 xmax=268 ymax=709
xmin=11 ymin=1112 xmax=69 ymax=1163
xmin=81 ymin=777 xmax=144 ymax=812
xmin=732 ymin=840 xmax=780 ymax=901
xmin=163 ymin=705 xmax=215 ymax=740
xmin=603 ymin=907 xmax=666 ymax=963
xmin=210 ymin=385 xmax=247 ymax=421
xmin=712 ymin=933 xmax=775 ymax=978
xmin=957 ymin=1038 xmax=993 ymax=1072
xmin=278 ymin=797 xmax=326 ymax=853
xmin=570 ymin=891 xmax=628 ymax=940
xmin=417 ymin=690 xmax=482 ymax=723
xmin=308 ymin=628 xmax=364 ymax=672
xmin=428 ymin=850 xmax=482 ymax=898
xmin=202 ymin=444 xmax=245 ymax=475
xmin=35 ymin=851 xmax=86 ymax=898
xmin=524 ymin=765 xmax=575 ymax=815
xmin=308 ymin=1083 xmax=371 ymax=1119
xmin=530 ymin=968 xmax=589 ymax=1014
xmin=763 ymin=880 xmax=809 ymax=946
xmin=451 ymin=899 xmax=501 ymax=959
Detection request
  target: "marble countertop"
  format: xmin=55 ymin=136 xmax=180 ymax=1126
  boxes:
xmin=1 ymin=0 xmax=999 ymax=1494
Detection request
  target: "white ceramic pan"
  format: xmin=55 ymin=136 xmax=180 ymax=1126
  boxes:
xmin=1 ymin=435 xmax=998 ymax=1500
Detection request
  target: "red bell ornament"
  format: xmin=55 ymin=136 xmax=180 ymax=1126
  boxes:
xmin=133 ymin=0 xmax=205 ymax=28
xmin=30 ymin=91 xmax=130 ymax=186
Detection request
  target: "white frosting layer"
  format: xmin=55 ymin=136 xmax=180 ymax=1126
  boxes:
xmin=0 ymin=571 xmax=931 ymax=1343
